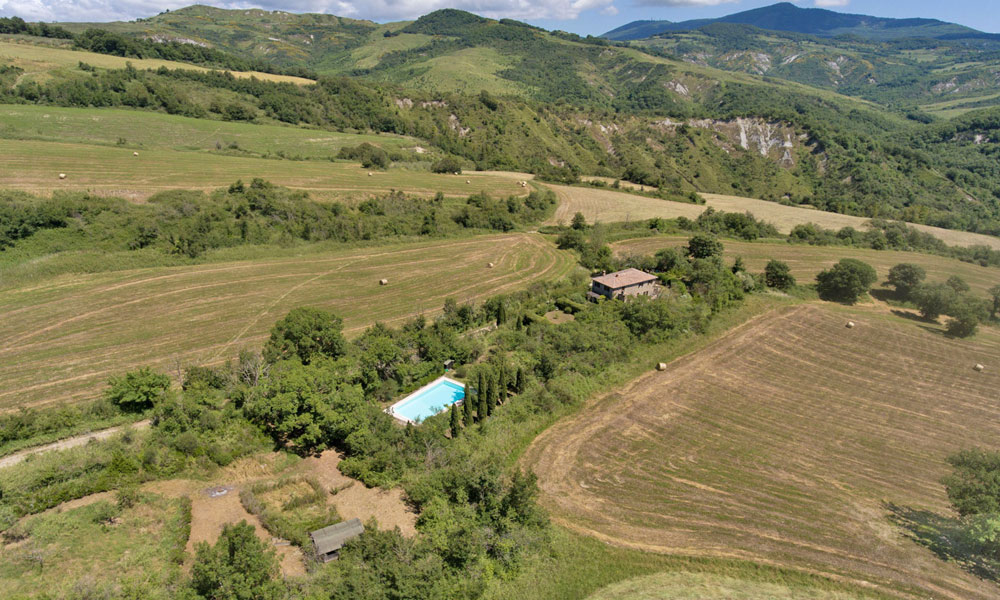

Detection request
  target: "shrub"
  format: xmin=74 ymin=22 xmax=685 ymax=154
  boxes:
xmin=431 ymin=156 xmax=463 ymax=174
xmin=337 ymin=143 xmax=389 ymax=169
xmin=104 ymin=367 xmax=171 ymax=411
xmin=191 ymin=521 xmax=283 ymax=600
xmin=815 ymin=259 xmax=877 ymax=304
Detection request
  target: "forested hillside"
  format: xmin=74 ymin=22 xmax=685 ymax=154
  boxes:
xmin=603 ymin=2 xmax=993 ymax=41
xmin=0 ymin=7 xmax=993 ymax=234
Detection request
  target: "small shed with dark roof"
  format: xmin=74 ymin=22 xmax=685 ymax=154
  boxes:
xmin=589 ymin=268 xmax=659 ymax=301
xmin=310 ymin=518 xmax=364 ymax=562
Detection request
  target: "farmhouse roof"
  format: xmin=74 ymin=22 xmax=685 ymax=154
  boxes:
xmin=310 ymin=518 xmax=364 ymax=555
xmin=592 ymin=268 xmax=658 ymax=289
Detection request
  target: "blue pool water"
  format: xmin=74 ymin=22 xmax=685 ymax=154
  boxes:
xmin=391 ymin=378 xmax=465 ymax=423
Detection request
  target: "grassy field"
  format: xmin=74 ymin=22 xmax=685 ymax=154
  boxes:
xmin=0 ymin=138 xmax=523 ymax=201
xmin=0 ymin=105 xmax=424 ymax=158
xmin=545 ymin=185 xmax=1000 ymax=250
xmin=0 ymin=493 xmax=188 ymax=599
xmin=0 ymin=234 xmax=576 ymax=410
xmin=612 ymin=235 xmax=1000 ymax=296
xmin=0 ymin=39 xmax=313 ymax=85
xmin=545 ymin=184 xmax=706 ymax=226
xmin=523 ymin=303 xmax=1000 ymax=599
xmin=585 ymin=572 xmax=876 ymax=600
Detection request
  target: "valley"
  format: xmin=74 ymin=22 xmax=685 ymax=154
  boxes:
xmin=3 ymin=3 xmax=1000 ymax=600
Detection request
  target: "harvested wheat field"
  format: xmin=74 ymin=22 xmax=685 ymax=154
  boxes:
xmin=0 ymin=40 xmax=314 ymax=85
xmin=0 ymin=139 xmax=523 ymax=201
xmin=545 ymin=185 xmax=1000 ymax=250
xmin=613 ymin=235 xmax=1000 ymax=296
xmin=0 ymin=234 xmax=575 ymax=410
xmin=701 ymin=194 xmax=1000 ymax=250
xmin=545 ymin=184 xmax=705 ymax=226
xmin=524 ymin=304 xmax=1000 ymax=600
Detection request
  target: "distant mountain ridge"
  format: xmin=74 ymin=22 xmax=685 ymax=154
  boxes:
xmin=603 ymin=2 xmax=992 ymax=41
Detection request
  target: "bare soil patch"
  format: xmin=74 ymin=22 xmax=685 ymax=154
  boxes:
xmin=299 ymin=451 xmax=417 ymax=536
xmin=524 ymin=304 xmax=1000 ymax=599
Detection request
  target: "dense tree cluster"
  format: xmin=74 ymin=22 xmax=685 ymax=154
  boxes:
xmin=0 ymin=182 xmax=555 ymax=262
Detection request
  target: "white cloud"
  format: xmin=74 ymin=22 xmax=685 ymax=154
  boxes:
xmin=813 ymin=0 xmax=849 ymax=7
xmin=600 ymin=4 xmax=618 ymax=15
xmin=0 ymin=0 xmax=617 ymax=22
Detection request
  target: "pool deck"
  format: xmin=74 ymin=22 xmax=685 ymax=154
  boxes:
xmin=386 ymin=375 xmax=465 ymax=424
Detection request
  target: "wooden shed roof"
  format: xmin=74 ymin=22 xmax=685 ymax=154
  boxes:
xmin=310 ymin=518 xmax=364 ymax=555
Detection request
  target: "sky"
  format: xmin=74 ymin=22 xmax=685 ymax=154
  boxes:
xmin=0 ymin=0 xmax=998 ymax=36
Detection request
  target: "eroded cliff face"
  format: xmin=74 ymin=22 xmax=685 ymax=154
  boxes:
xmin=652 ymin=116 xmax=802 ymax=166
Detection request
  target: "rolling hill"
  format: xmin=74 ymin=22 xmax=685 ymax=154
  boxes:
xmin=602 ymin=2 xmax=993 ymax=42
xmin=6 ymin=7 xmax=1000 ymax=236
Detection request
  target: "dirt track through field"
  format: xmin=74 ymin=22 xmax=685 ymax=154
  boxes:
xmin=0 ymin=234 xmax=575 ymax=410
xmin=0 ymin=420 xmax=150 ymax=469
xmin=524 ymin=304 xmax=1000 ymax=599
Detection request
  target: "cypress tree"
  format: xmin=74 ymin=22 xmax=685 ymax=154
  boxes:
xmin=478 ymin=379 xmax=488 ymax=420
xmin=449 ymin=404 xmax=461 ymax=438
xmin=515 ymin=366 xmax=526 ymax=393
xmin=463 ymin=384 xmax=473 ymax=427
xmin=478 ymin=371 xmax=486 ymax=408
xmin=487 ymin=370 xmax=498 ymax=409
xmin=497 ymin=301 xmax=507 ymax=325
xmin=496 ymin=363 xmax=506 ymax=405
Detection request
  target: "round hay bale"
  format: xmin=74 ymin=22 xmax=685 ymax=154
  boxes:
xmin=379 ymin=278 xmax=389 ymax=286
xmin=58 ymin=173 xmax=66 ymax=179
xmin=132 ymin=151 xmax=139 ymax=157
xmin=466 ymin=180 xmax=471 ymax=184
xmin=487 ymin=262 xmax=495 ymax=269
xmin=368 ymin=172 xmax=373 ymax=177
xmin=656 ymin=362 xmax=668 ymax=371
xmin=846 ymin=321 xmax=856 ymax=329
xmin=975 ymin=363 xmax=985 ymax=372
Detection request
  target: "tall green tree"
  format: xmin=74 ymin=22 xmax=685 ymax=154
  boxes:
xmin=944 ymin=449 xmax=1000 ymax=517
xmin=515 ymin=366 xmax=526 ymax=394
xmin=191 ymin=521 xmax=283 ymax=600
xmin=462 ymin=383 xmax=473 ymax=427
xmin=815 ymin=259 xmax=877 ymax=304
xmin=686 ymin=234 xmax=724 ymax=259
xmin=947 ymin=275 xmax=971 ymax=294
xmin=887 ymin=263 xmax=926 ymax=300
xmin=989 ymin=285 xmax=1000 ymax=320
xmin=449 ymin=404 xmax=461 ymax=438
xmin=764 ymin=259 xmax=795 ymax=290
xmin=946 ymin=295 xmax=987 ymax=338
xmin=263 ymin=307 xmax=345 ymax=365
xmin=912 ymin=282 xmax=958 ymax=321
xmin=496 ymin=364 xmax=505 ymax=405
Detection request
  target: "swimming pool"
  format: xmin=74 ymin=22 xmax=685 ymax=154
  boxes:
xmin=388 ymin=376 xmax=465 ymax=424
